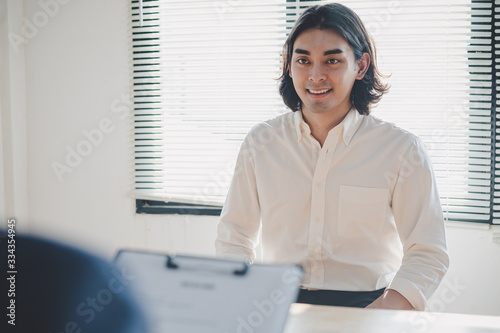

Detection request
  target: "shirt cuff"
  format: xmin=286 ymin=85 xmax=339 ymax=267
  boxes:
xmin=214 ymin=245 xmax=255 ymax=263
xmin=386 ymin=277 xmax=427 ymax=311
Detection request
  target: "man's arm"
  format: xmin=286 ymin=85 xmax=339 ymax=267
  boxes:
xmin=376 ymin=137 xmax=450 ymax=311
xmin=215 ymin=135 xmax=262 ymax=262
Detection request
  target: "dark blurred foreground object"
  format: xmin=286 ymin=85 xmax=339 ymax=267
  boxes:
xmin=1 ymin=232 xmax=148 ymax=333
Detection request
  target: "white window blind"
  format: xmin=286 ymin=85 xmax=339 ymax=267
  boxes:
xmin=354 ymin=0 xmax=495 ymax=224
xmin=131 ymin=0 xmax=500 ymax=224
xmin=132 ymin=0 xmax=289 ymax=207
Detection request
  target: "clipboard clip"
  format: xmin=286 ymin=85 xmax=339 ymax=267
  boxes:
xmin=166 ymin=255 xmax=249 ymax=276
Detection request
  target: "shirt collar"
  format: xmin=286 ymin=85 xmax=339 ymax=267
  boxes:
xmin=294 ymin=111 xmax=310 ymax=142
xmin=294 ymin=108 xmax=363 ymax=146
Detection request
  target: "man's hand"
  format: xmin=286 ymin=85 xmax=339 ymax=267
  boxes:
xmin=365 ymin=289 xmax=415 ymax=310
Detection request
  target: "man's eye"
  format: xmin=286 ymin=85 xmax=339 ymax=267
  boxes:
xmin=327 ymin=59 xmax=339 ymax=64
xmin=297 ymin=59 xmax=309 ymax=64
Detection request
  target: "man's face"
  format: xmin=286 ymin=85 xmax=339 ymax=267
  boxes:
xmin=289 ymin=28 xmax=366 ymax=117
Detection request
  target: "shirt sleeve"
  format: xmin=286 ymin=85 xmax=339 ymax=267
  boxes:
xmin=214 ymin=134 xmax=262 ymax=263
xmin=386 ymin=137 xmax=450 ymax=311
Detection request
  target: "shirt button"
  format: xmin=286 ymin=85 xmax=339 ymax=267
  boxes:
xmin=314 ymin=217 xmax=320 ymax=222
xmin=316 ymin=182 xmax=322 ymax=188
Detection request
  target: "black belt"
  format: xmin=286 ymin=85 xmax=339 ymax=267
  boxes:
xmin=296 ymin=288 xmax=386 ymax=308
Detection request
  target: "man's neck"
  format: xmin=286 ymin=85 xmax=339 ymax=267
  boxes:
xmin=301 ymin=106 xmax=351 ymax=147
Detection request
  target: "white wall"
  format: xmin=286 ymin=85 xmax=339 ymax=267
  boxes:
xmin=0 ymin=0 xmax=29 ymax=228
xmin=0 ymin=0 xmax=219 ymax=256
xmin=429 ymin=223 xmax=500 ymax=316
xmin=1 ymin=0 xmax=499 ymax=317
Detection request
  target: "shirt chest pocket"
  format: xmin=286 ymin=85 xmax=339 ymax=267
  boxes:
xmin=337 ymin=185 xmax=390 ymax=239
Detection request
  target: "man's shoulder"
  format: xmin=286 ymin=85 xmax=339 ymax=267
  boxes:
xmin=247 ymin=111 xmax=295 ymax=137
xmin=362 ymin=114 xmax=419 ymax=143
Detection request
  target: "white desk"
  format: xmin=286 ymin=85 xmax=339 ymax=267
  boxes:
xmin=284 ymin=304 xmax=500 ymax=333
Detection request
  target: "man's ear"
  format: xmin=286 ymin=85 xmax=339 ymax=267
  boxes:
xmin=356 ymin=53 xmax=370 ymax=80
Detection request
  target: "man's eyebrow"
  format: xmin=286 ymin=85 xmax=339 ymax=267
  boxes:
xmin=294 ymin=48 xmax=310 ymax=55
xmin=324 ymin=48 xmax=344 ymax=56
xmin=293 ymin=48 xmax=344 ymax=56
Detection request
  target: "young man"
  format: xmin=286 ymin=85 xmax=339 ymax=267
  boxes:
xmin=215 ymin=3 xmax=449 ymax=311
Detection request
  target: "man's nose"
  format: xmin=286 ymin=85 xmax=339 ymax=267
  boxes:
xmin=308 ymin=63 xmax=327 ymax=82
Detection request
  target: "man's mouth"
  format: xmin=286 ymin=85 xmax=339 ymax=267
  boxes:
xmin=307 ymin=88 xmax=333 ymax=96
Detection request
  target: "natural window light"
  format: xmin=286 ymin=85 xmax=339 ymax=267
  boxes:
xmin=131 ymin=0 xmax=499 ymax=224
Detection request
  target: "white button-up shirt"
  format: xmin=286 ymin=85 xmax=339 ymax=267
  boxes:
xmin=215 ymin=109 xmax=449 ymax=310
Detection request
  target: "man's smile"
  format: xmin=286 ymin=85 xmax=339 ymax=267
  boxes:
xmin=306 ymin=88 xmax=333 ymax=97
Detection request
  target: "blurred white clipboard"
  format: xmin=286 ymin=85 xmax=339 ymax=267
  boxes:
xmin=114 ymin=250 xmax=303 ymax=333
